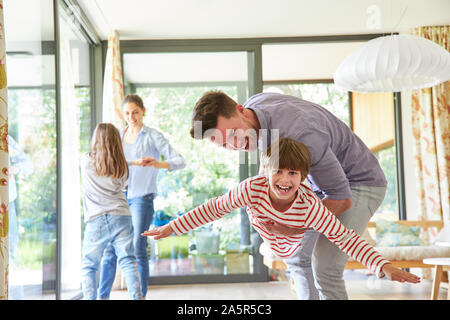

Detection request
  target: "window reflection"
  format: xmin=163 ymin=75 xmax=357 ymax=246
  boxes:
xmin=5 ymin=0 xmax=57 ymax=299
xmin=7 ymin=88 xmax=57 ymax=299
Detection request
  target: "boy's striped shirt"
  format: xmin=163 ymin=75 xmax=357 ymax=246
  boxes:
xmin=170 ymin=176 xmax=389 ymax=277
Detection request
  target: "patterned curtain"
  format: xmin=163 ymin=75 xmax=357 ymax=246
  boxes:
xmin=0 ymin=0 xmax=9 ymax=300
xmin=102 ymin=30 xmax=125 ymax=129
xmin=411 ymin=26 xmax=450 ymax=222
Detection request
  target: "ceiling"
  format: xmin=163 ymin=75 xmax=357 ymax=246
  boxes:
xmin=3 ymin=0 xmax=449 ymax=87
xmin=75 ymin=0 xmax=450 ymax=41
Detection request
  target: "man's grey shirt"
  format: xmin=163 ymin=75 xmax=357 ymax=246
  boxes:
xmin=244 ymin=92 xmax=387 ymax=200
xmin=81 ymin=153 xmax=130 ymax=222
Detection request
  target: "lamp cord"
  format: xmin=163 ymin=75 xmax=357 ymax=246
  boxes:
xmin=391 ymin=4 xmax=408 ymax=36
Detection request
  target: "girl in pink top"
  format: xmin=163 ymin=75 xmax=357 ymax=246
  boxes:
xmin=142 ymin=138 xmax=420 ymax=284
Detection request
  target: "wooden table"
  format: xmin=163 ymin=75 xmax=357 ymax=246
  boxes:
xmin=423 ymin=257 xmax=450 ymax=300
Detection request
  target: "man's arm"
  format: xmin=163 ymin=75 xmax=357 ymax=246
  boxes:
xmin=321 ymin=197 xmax=352 ymax=216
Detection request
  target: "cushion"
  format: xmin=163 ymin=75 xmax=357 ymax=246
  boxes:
xmin=375 ymin=218 xmax=425 ymax=247
xmin=361 ymin=228 xmax=376 ymax=246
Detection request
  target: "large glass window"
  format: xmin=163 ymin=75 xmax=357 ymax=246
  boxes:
xmin=58 ymin=2 xmax=92 ymax=299
xmin=351 ymin=92 xmax=398 ymax=220
xmin=263 ymin=83 xmax=350 ymax=126
xmin=5 ymin=0 xmax=92 ymax=300
xmin=137 ymin=85 xmax=243 ymax=278
xmin=373 ymin=146 xmax=398 ymax=220
xmin=123 ymin=51 xmax=261 ymax=283
xmin=5 ymin=0 xmax=57 ymax=300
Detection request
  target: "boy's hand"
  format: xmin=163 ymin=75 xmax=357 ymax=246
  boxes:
xmin=381 ymin=263 xmax=421 ymax=283
xmin=141 ymin=224 xmax=174 ymax=240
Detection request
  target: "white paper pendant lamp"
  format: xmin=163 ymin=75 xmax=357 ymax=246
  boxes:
xmin=333 ymin=34 xmax=450 ymax=92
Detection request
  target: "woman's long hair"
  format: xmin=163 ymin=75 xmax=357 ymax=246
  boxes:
xmin=89 ymin=123 xmax=128 ymax=179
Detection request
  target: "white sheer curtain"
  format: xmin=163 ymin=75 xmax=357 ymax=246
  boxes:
xmin=102 ymin=30 xmax=125 ymax=129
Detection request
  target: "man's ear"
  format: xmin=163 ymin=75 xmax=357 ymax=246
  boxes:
xmin=235 ymin=104 xmax=245 ymax=114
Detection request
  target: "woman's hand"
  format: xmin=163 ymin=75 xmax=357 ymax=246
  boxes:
xmin=129 ymin=158 xmax=148 ymax=166
xmin=129 ymin=157 xmax=170 ymax=169
xmin=141 ymin=224 xmax=174 ymax=240
xmin=141 ymin=157 xmax=171 ymax=169
xmin=260 ymin=220 xmax=309 ymax=237
xmin=381 ymin=263 xmax=421 ymax=283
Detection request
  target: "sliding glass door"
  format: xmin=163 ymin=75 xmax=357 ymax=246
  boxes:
xmin=122 ymin=50 xmax=266 ymax=284
xmin=5 ymin=0 xmax=57 ymax=300
xmin=57 ymin=1 xmax=92 ymax=300
xmin=5 ymin=0 xmax=94 ymax=300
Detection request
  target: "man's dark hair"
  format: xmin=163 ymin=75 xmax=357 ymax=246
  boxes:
xmin=190 ymin=90 xmax=238 ymax=139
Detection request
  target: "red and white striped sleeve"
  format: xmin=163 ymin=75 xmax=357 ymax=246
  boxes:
xmin=303 ymin=191 xmax=390 ymax=277
xmin=169 ymin=177 xmax=254 ymax=235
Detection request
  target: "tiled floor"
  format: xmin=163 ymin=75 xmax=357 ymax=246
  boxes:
xmin=109 ymin=270 xmax=448 ymax=300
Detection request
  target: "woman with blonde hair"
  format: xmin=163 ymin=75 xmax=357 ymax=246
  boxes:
xmin=80 ymin=123 xmax=143 ymax=300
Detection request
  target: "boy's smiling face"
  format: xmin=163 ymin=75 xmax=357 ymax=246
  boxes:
xmin=268 ymin=168 xmax=302 ymax=204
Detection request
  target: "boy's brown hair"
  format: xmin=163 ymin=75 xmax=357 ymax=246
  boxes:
xmin=190 ymin=90 xmax=238 ymax=139
xmin=260 ymin=137 xmax=311 ymax=180
xmin=90 ymin=123 xmax=129 ymax=179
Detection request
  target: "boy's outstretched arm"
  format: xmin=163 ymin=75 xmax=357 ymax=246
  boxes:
xmin=142 ymin=224 xmax=174 ymax=240
xmin=381 ymin=263 xmax=421 ymax=283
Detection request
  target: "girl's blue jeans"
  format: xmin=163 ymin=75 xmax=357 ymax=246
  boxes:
xmin=81 ymin=214 xmax=143 ymax=300
xmin=99 ymin=193 xmax=154 ymax=299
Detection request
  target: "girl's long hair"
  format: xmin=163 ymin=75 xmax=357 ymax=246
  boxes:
xmin=89 ymin=123 xmax=128 ymax=179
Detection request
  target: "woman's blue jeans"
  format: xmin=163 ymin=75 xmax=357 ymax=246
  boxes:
xmin=81 ymin=214 xmax=143 ymax=300
xmin=99 ymin=193 xmax=154 ymax=299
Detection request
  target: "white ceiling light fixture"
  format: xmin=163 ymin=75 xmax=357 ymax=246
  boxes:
xmin=333 ymin=34 xmax=450 ymax=93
